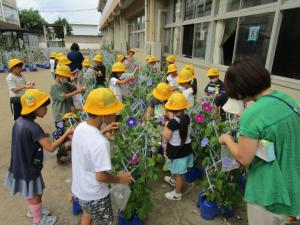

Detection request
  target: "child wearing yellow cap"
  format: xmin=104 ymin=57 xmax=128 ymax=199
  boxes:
xmin=50 ymin=65 xmax=85 ymax=125
xmin=205 ymin=68 xmax=225 ymax=96
xmin=147 ymin=56 xmax=160 ymax=72
xmin=4 ymin=89 xmax=73 ymax=225
xmin=6 ymin=58 xmax=35 ymax=120
xmin=176 ymin=68 xmax=195 ymax=108
xmin=162 ymin=93 xmax=193 ymax=200
xmin=71 ymin=88 xmax=132 ymax=225
xmin=93 ymin=55 xmax=106 ymax=88
xmin=166 ymin=64 xmax=179 ymax=91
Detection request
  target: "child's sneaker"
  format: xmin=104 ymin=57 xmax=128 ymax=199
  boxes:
xmin=32 ymin=215 xmax=57 ymax=225
xmin=165 ymin=189 xmax=182 ymax=200
xmin=27 ymin=208 xmax=51 ymax=218
xmin=164 ymin=176 xmax=175 ymax=187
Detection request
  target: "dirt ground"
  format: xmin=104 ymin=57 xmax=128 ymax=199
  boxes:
xmin=0 ymin=69 xmax=248 ymax=225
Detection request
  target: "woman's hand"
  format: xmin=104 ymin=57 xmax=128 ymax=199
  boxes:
xmin=102 ymin=122 xmax=119 ymax=134
xmin=218 ymin=133 xmax=232 ymax=145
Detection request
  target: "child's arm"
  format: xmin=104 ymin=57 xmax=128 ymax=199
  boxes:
xmin=39 ymin=127 xmax=74 ymax=152
xmin=65 ymin=86 xmax=84 ymax=99
xmin=115 ymin=77 xmax=132 ymax=85
xmin=96 ymin=171 xmax=132 ymax=184
xmin=145 ymin=106 xmax=153 ymax=118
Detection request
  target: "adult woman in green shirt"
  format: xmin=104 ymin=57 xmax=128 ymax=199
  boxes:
xmin=219 ymin=58 xmax=300 ymax=225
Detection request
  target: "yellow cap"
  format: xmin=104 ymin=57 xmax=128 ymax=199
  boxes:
xmin=146 ymin=55 xmax=152 ymax=62
xmin=112 ymin=62 xmax=126 ymax=73
xmin=184 ymin=64 xmax=195 ymax=75
xmin=207 ymin=68 xmax=219 ymax=77
xmin=63 ymin=112 xmax=78 ymax=119
xmin=83 ymin=88 xmax=124 ymax=115
xmin=8 ymin=58 xmax=23 ymax=70
xmin=93 ymin=54 xmax=103 ymax=62
xmin=148 ymin=56 xmax=159 ymax=63
xmin=21 ymin=89 xmax=50 ymax=115
xmin=167 ymin=64 xmax=177 ymax=74
xmin=152 ymin=82 xmax=172 ymax=101
xmin=55 ymin=65 xmax=73 ymax=78
xmin=128 ymin=48 xmax=135 ymax=54
xmin=58 ymin=56 xmax=71 ymax=65
xmin=82 ymin=59 xmax=91 ymax=67
xmin=117 ymin=54 xmax=125 ymax=62
xmin=176 ymin=68 xmax=195 ymax=83
xmin=166 ymin=55 xmax=176 ymax=64
xmin=50 ymin=52 xmax=57 ymax=58
xmin=165 ymin=92 xmax=189 ymax=111
xmin=55 ymin=52 xmax=65 ymax=60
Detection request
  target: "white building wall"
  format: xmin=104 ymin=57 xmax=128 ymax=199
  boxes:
xmin=70 ymin=24 xmax=99 ymax=36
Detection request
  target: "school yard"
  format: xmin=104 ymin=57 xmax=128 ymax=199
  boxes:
xmin=0 ymin=69 xmax=248 ymax=225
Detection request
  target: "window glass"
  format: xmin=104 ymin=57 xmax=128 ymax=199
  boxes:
xmin=272 ymin=8 xmax=300 ymax=80
xmin=164 ymin=28 xmax=173 ymax=53
xmin=217 ymin=0 xmax=240 ymax=13
xmin=235 ymin=13 xmax=274 ymax=65
xmin=241 ymin=0 xmax=277 ymax=8
xmin=173 ymin=27 xmax=181 ymax=55
xmin=182 ymin=24 xmax=194 ymax=57
xmin=185 ymin=0 xmax=212 ymax=20
xmin=193 ymin=22 xmax=209 ymax=59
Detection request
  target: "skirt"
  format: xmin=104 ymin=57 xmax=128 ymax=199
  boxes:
xmin=4 ymin=171 xmax=45 ymax=198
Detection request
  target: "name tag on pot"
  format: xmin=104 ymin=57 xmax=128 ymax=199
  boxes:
xmin=256 ymin=140 xmax=275 ymax=162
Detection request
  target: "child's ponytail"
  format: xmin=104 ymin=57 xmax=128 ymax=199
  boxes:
xmin=178 ymin=112 xmax=189 ymax=147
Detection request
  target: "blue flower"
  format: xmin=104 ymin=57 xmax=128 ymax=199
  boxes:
xmin=147 ymin=79 xmax=153 ymax=86
xmin=200 ymin=138 xmax=209 ymax=147
xmin=126 ymin=117 xmax=137 ymax=128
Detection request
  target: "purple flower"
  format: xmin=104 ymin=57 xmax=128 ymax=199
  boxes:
xmin=202 ymin=103 xmax=212 ymax=113
xmin=129 ymin=155 xmax=141 ymax=165
xmin=200 ymin=138 xmax=209 ymax=147
xmin=147 ymin=80 xmax=153 ymax=86
xmin=129 ymin=79 xmax=137 ymax=84
xmin=126 ymin=117 xmax=137 ymax=128
xmin=56 ymin=121 xmax=65 ymax=129
xmin=195 ymin=114 xmax=205 ymax=123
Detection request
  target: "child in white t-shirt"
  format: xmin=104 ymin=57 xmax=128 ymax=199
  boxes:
xmin=166 ymin=64 xmax=179 ymax=91
xmin=176 ymin=68 xmax=196 ymax=108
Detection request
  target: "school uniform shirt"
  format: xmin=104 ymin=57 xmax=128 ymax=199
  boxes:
xmin=8 ymin=117 xmax=46 ymax=181
xmin=72 ymin=122 xmax=112 ymax=201
xmin=50 ymin=82 xmax=77 ymax=122
xmin=93 ymin=64 xmax=106 ymax=86
xmin=50 ymin=59 xmax=55 ymax=73
xmin=166 ymin=115 xmax=193 ymax=159
xmin=166 ymin=74 xmax=179 ymax=89
xmin=204 ymin=79 xmax=225 ymax=95
xmin=6 ymin=73 xmax=26 ymax=98
xmin=179 ymin=87 xmax=194 ymax=108
xmin=67 ymin=51 xmax=84 ymax=71
xmin=109 ymin=77 xmax=122 ymax=101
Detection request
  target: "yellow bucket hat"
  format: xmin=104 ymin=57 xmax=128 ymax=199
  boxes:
xmin=165 ymin=92 xmax=189 ymax=111
xmin=117 ymin=54 xmax=125 ymax=62
xmin=128 ymin=48 xmax=135 ymax=54
xmin=55 ymin=65 xmax=73 ymax=78
xmin=112 ymin=62 xmax=126 ymax=73
xmin=152 ymin=82 xmax=172 ymax=101
xmin=63 ymin=112 xmax=78 ymax=119
xmin=166 ymin=55 xmax=176 ymax=64
xmin=8 ymin=58 xmax=23 ymax=70
xmin=83 ymin=88 xmax=124 ymax=115
xmin=82 ymin=59 xmax=91 ymax=67
xmin=207 ymin=68 xmax=220 ymax=77
xmin=176 ymin=68 xmax=195 ymax=83
xmin=55 ymin=52 xmax=65 ymax=60
xmin=148 ymin=56 xmax=159 ymax=63
xmin=50 ymin=52 xmax=57 ymax=58
xmin=21 ymin=89 xmax=50 ymax=115
xmin=167 ymin=64 xmax=177 ymax=74
xmin=58 ymin=56 xmax=71 ymax=65
xmin=184 ymin=64 xmax=195 ymax=75
xmin=93 ymin=54 xmax=103 ymax=62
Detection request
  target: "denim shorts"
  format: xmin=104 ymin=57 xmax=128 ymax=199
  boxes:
xmin=167 ymin=153 xmax=194 ymax=175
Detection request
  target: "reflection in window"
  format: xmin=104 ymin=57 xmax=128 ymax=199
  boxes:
xmin=184 ymin=0 xmax=213 ymax=20
xmin=182 ymin=24 xmax=194 ymax=57
xmin=164 ymin=27 xmax=180 ymax=55
xmin=241 ymin=0 xmax=277 ymax=8
xmin=235 ymin=13 xmax=274 ymax=65
xmin=128 ymin=13 xmax=145 ymax=49
xmin=165 ymin=0 xmax=182 ymax=24
xmin=193 ymin=22 xmax=209 ymax=59
xmin=217 ymin=0 xmax=277 ymax=13
xmin=272 ymin=8 xmax=300 ymax=80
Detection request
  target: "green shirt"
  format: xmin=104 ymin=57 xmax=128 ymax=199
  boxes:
xmin=239 ymin=90 xmax=300 ymax=217
xmin=50 ymin=82 xmax=76 ymax=122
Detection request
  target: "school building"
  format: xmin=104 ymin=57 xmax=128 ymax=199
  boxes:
xmin=98 ymin=0 xmax=300 ymax=103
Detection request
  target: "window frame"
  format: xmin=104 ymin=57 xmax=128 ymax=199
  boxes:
xmin=128 ymin=13 xmax=145 ymax=50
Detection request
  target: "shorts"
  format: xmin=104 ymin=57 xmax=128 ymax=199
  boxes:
xmin=77 ymin=194 xmax=113 ymax=225
xmin=167 ymin=153 xmax=194 ymax=175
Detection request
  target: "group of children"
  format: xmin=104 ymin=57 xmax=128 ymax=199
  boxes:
xmin=4 ymin=49 xmax=227 ymax=225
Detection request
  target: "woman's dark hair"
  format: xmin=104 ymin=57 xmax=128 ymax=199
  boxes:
xmin=110 ymin=72 xmax=119 ymax=80
xmin=169 ymin=110 xmax=189 ymax=147
xmin=22 ymin=99 xmax=51 ymax=120
xmin=70 ymin=43 xmax=80 ymax=51
xmin=191 ymin=78 xmax=197 ymax=95
xmin=224 ymin=58 xmax=271 ymax=100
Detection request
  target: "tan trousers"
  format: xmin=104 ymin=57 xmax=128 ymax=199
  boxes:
xmin=247 ymin=203 xmax=286 ymax=225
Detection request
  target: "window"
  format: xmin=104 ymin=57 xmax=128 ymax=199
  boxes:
xmin=272 ymin=8 xmax=300 ymax=80
xmin=235 ymin=13 xmax=274 ymax=65
xmin=164 ymin=27 xmax=181 ymax=55
xmin=193 ymin=22 xmax=210 ymax=59
xmin=165 ymin=0 xmax=182 ymax=24
xmin=184 ymin=0 xmax=213 ymax=20
xmin=128 ymin=13 xmax=145 ymax=49
xmin=217 ymin=0 xmax=277 ymax=13
xmin=3 ymin=5 xmax=19 ymax=25
xmin=182 ymin=24 xmax=194 ymax=57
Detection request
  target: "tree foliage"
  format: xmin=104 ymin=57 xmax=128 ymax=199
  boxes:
xmin=53 ymin=17 xmax=72 ymax=40
xmin=19 ymin=9 xmax=47 ymax=34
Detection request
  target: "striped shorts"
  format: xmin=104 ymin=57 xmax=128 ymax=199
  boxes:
xmin=77 ymin=194 xmax=113 ymax=225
